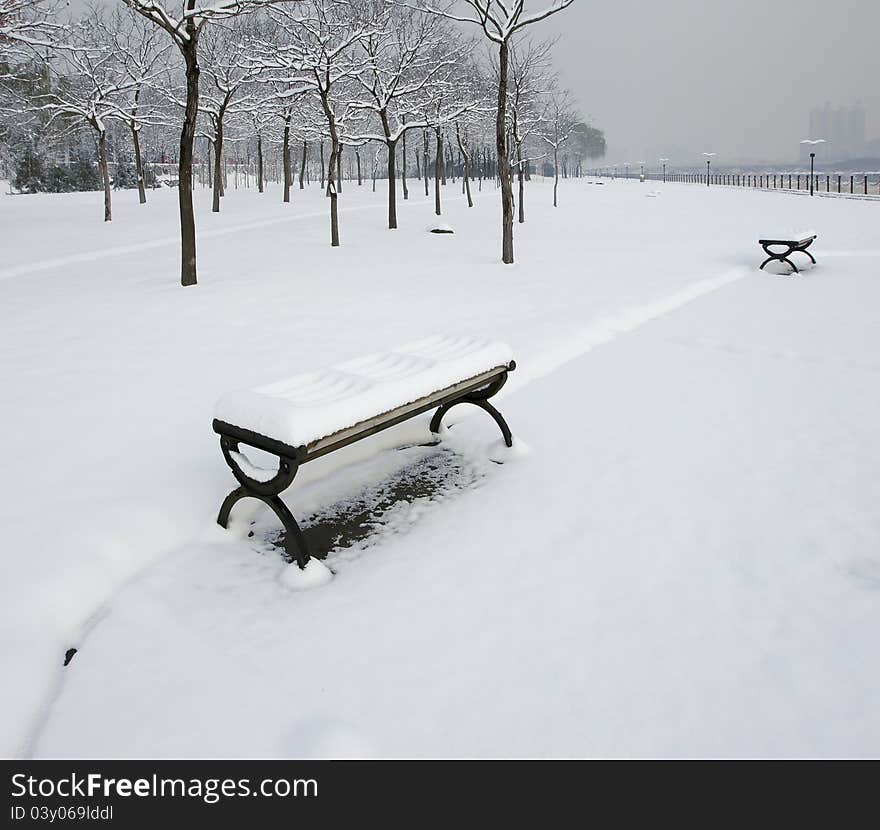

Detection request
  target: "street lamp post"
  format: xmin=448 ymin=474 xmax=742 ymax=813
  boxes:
xmin=800 ymin=139 xmax=826 ymax=196
xmin=660 ymin=157 xmax=669 ymax=183
xmin=639 ymin=160 xmax=645 ymax=179
xmin=702 ymin=152 xmax=716 ymax=187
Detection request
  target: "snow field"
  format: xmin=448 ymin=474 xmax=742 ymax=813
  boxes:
xmin=1 ymin=176 xmax=878 ymax=757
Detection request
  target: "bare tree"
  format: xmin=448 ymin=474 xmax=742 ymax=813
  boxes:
xmin=537 ymin=83 xmax=576 ymax=207
xmin=37 ymin=10 xmax=143 ymax=221
xmin=425 ymin=79 xmax=475 ymax=215
xmin=248 ymin=105 xmax=275 ymax=193
xmin=199 ymin=19 xmax=263 ymax=212
xmin=351 ymin=5 xmax=464 ymax=229
xmin=123 ymin=0 xmax=291 ymax=286
xmin=508 ymin=37 xmax=551 ymax=222
xmin=104 ymin=7 xmax=169 ymax=205
xmin=449 ymin=66 xmax=492 ymax=209
xmin=253 ymin=0 xmax=374 ymax=246
xmin=414 ymin=0 xmax=573 ymax=263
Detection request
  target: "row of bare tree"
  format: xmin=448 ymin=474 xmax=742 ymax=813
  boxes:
xmin=2 ymin=0 xmax=606 ymax=285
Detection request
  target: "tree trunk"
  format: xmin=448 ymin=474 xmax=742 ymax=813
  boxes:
xmin=440 ymin=133 xmax=447 ymax=185
xmin=131 ymin=121 xmax=146 ymax=205
xmin=553 ymin=145 xmax=559 ymax=207
xmin=402 ymin=124 xmax=409 ymax=200
xmin=496 ymin=41 xmax=514 ymax=264
xmin=517 ymin=144 xmax=525 ymax=223
xmin=97 ymin=129 xmax=111 ymax=222
xmin=386 ymin=139 xmax=397 ymax=228
xmin=256 ymin=132 xmax=264 ymax=193
xmin=336 ymin=145 xmax=342 ymax=194
xmin=320 ymin=142 xmax=325 ymax=190
xmin=299 ymin=140 xmax=307 ymax=189
xmin=356 ymin=150 xmax=361 ymax=185
xmin=317 ymin=92 xmax=340 ymax=247
xmin=517 ymin=160 xmax=525 ymax=222
xmin=378 ymin=111 xmax=397 ymax=228
xmin=434 ymin=128 xmax=442 ymax=215
xmin=178 ymin=35 xmax=199 ymax=286
xmin=329 ymin=144 xmax=339 ymax=247
xmin=455 ymin=123 xmax=472 ymax=208
xmin=282 ymin=117 xmax=291 ymax=203
xmin=415 ymin=145 xmax=420 ymax=181
xmin=423 ymin=129 xmax=429 ymax=197
xmin=212 ymin=118 xmax=223 ymax=213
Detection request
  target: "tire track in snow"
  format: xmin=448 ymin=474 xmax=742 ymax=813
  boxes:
xmin=514 ymin=266 xmax=752 ymax=387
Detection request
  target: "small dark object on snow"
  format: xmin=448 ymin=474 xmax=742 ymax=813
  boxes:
xmin=63 ymin=648 xmax=77 ymax=666
xmin=430 ymin=226 xmax=454 ymax=234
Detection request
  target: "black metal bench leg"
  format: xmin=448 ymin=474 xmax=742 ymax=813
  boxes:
xmin=216 ymin=436 xmax=311 ymax=568
xmin=760 ymin=244 xmax=800 ymax=274
xmin=430 ymin=399 xmax=514 ymax=448
xmin=218 ymin=486 xmax=310 ymax=569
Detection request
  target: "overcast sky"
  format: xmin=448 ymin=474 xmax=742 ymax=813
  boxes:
xmin=541 ymin=0 xmax=880 ymax=166
xmin=63 ymin=0 xmax=879 ymax=167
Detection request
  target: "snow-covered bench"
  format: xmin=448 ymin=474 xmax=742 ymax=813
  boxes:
xmin=212 ymin=335 xmax=517 ymax=570
xmin=758 ymin=232 xmax=817 ymax=273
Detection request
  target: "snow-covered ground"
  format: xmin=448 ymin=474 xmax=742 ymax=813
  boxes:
xmin=1 ymin=177 xmax=878 ymax=758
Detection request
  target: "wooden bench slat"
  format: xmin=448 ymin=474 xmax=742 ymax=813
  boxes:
xmin=758 ymin=236 xmax=816 ymax=246
xmin=304 ymin=365 xmax=509 ymax=460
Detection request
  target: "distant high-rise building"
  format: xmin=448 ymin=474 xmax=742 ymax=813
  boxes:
xmin=802 ymin=103 xmax=867 ymax=162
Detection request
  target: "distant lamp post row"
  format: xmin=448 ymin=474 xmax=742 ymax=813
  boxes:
xmin=800 ymin=138 xmax=826 ymax=195
xmin=610 ymin=146 xmax=827 ymax=192
xmin=613 ymin=158 xmax=670 ymax=182
xmin=702 ymin=152 xmax=716 ymax=186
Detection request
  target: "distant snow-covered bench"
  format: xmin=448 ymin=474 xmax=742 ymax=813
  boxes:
xmin=212 ymin=335 xmax=517 ymax=570
xmin=758 ymin=231 xmax=817 ymax=273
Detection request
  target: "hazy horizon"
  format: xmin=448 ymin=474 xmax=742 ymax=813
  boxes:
xmin=542 ymin=0 xmax=880 ymax=167
xmin=61 ymin=0 xmax=880 ymax=168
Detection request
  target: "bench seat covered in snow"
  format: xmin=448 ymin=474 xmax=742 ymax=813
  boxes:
xmin=212 ymin=335 xmax=517 ymax=569
xmin=758 ymin=231 xmax=817 ymax=273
